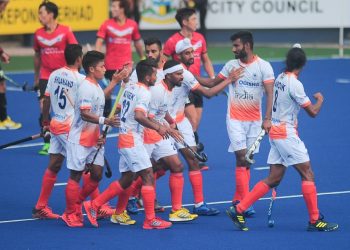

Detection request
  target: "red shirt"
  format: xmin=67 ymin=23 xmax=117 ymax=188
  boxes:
xmin=34 ymin=24 xmax=78 ymax=80
xmin=163 ymin=32 xmax=207 ymax=76
xmin=97 ymin=18 xmax=141 ymax=70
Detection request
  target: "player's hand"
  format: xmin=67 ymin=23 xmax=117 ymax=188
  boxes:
xmin=168 ymin=128 xmax=183 ymax=143
xmin=227 ymin=67 xmax=244 ymax=82
xmin=41 ymin=120 xmax=51 ymax=139
xmin=0 ymin=52 xmax=10 ymax=64
xmin=97 ymin=136 xmax=106 ymax=146
xmin=105 ymin=116 xmax=120 ymax=128
xmin=313 ymin=92 xmax=324 ymax=102
xmin=156 ymin=124 xmax=170 ymax=139
xmin=262 ymin=119 xmax=271 ymax=134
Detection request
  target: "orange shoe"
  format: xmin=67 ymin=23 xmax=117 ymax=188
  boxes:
xmin=75 ymin=203 xmax=83 ymax=223
xmin=143 ymin=217 xmax=172 ymax=230
xmin=32 ymin=206 xmax=60 ymax=219
xmin=83 ymin=201 xmax=98 ymax=227
xmin=98 ymin=203 xmax=115 ymax=219
xmin=61 ymin=212 xmax=83 ymax=227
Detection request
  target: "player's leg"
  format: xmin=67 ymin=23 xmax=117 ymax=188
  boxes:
xmin=38 ymin=79 xmax=50 ymax=155
xmin=0 ymin=74 xmax=21 ymax=129
xmin=294 ymin=161 xmax=338 ymax=231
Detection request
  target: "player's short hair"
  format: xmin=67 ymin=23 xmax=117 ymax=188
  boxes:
xmin=112 ymin=0 xmax=130 ymax=17
xmin=163 ymin=60 xmax=180 ymax=71
xmin=285 ymin=47 xmax=306 ymax=72
xmin=136 ymin=58 xmax=157 ymax=82
xmin=39 ymin=1 xmax=58 ymax=19
xmin=175 ymin=8 xmax=196 ymax=27
xmin=230 ymin=31 xmax=254 ymax=49
xmin=65 ymin=44 xmax=83 ymax=65
xmin=82 ymin=51 xmax=105 ymax=74
xmin=144 ymin=37 xmax=162 ymax=50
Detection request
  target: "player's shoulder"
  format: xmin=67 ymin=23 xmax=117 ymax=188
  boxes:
xmin=256 ymin=56 xmax=273 ymax=67
xmin=126 ymin=18 xmax=138 ymax=26
xmin=192 ymin=32 xmax=205 ymax=41
xmin=165 ymin=32 xmax=182 ymax=44
xmin=57 ymin=24 xmax=73 ymax=32
xmin=34 ymin=26 xmax=46 ymax=35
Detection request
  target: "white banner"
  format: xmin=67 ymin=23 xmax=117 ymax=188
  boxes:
xmin=139 ymin=0 xmax=350 ymax=30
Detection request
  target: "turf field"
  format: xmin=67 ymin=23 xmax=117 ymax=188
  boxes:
xmin=0 ymin=56 xmax=349 ymax=249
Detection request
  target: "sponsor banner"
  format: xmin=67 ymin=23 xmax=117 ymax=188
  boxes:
xmin=139 ymin=0 xmax=350 ymax=30
xmin=0 ymin=0 xmax=108 ymax=35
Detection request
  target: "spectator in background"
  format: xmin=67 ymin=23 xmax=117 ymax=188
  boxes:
xmin=127 ymin=0 xmax=141 ymax=24
xmin=0 ymin=0 xmax=22 ymax=130
xmin=184 ymin=0 xmax=208 ymax=38
xmin=33 ymin=1 xmax=78 ymax=155
xmin=95 ymin=0 xmax=144 ymax=117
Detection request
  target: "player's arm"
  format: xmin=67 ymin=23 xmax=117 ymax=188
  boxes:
xmin=201 ymin=52 xmax=215 ymax=79
xmin=304 ymin=92 xmax=324 ymax=118
xmin=34 ymin=51 xmax=41 ymax=87
xmin=262 ymin=82 xmax=274 ymax=133
xmin=0 ymin=47 xmax=10 ymax=64
xmin=196 ymin=67 xmax=244 ymax=87
xmin=80 ymin=109 xmax=118 ymax=127
xmin=103 ymin=67 xmax=130 ymax=97
xmin=134 ymin=39 xmax=145 ymax=59
xmin=135 ymin=110 xmax=169 ymax=138
xmin=95 ymin=37 xmax=104 ymax=52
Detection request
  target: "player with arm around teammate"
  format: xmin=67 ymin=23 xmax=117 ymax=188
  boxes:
xmin=170 ymin=38 xmax=243 ymax=216
xmin=226 ymin=45 xmax=338 ymax=232
xmin=84 ymin=59 xmax=173 ymax=230
xmin=61 ymin=51 xmax=120 ymax=227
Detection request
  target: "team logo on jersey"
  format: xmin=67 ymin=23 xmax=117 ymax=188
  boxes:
xmin=235 ymin=90 xmax=254 ymax=100
xmin=107 ymin=26 xmax=134 ymax=37
xmin=37 ymin=34 xmax=65 ymax=46
xmin=238 ymin=80 xmax=260 ymax=87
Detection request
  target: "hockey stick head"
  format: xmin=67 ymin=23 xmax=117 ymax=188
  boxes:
xmin=245 ymin=153 xmax=255 ymax=164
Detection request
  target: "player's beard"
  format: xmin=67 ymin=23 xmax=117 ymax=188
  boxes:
xmin=235 ymin=47 xmax=248 ymax=60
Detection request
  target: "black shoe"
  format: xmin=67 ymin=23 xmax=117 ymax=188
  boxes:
xmin=307 ymin=218 xmax=338 ymax=232
xmin=226 ymin=206 xmax=248 ymax=231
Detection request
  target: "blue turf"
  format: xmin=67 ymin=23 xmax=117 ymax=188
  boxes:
xmin=0 ymin=59 xmax=349 ymax=250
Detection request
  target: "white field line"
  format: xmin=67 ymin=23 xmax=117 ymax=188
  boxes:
xmin=1 ymin=190 xmax=348 ymax=224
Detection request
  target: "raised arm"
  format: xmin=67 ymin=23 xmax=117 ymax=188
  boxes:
xmin=304 ymin=92 xmax=324 ymax=118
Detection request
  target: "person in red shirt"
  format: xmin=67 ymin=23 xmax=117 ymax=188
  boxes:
xmin=0 ymin=0 xmax=22 ymax=130
xmin=33 ymin=1 xmax=78 ymax=155
xmin=163 ymin=7 xmax=214 ymax=163
xmin=95 ymin=0 xmax=144 ymax=117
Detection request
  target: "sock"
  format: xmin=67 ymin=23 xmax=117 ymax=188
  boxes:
xmin=78 ymin=175 xmax=99 ymax=204
xmin=189 ymin=170 xmax=204 ymax=204
xmin=0 ymin=93 xmax=7 ymax=121
xmin=237 ymin=181 xmax=270 ymax=213
xmin=130 ymin=176 xmax=143 ymax=198
xmin=35 ymin=169 xmax=57 ymax=209
xmin=65 ymin=178 xmax=80 ymax=214
xmin=169 ymin=173 xmax=184 ymax=211
xmin=82 ymin=172 xmax=100 ymax=200
xmin=233 ymin=167 xmax=249 ymax=202
xmin=141 ymin=185 xmax=155 ymax=221
xmin=302 ymin=181 xmax=319 ymax=223
xmin=93 ymin=181 xmax=124 ymax=208
xmin=115 ymin=186 xmax=133 ymax=214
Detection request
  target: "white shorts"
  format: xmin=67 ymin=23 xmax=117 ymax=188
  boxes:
xmin=66 ymin=141 xmax=105 ymax=171
xmin=144 ymin=138 xmax=177 ymax=161
xmin=267 ymin=134 xmax=310 ymax=167
xmin=226 ymin=118 xmax=262 ymax=153
xmin=119 ymin=144 xmax=152 ymax=173
xmin=48 ymin=133 xmax=68 ymax=156
xmin=174 ymin=118 xmax=196 ymax=150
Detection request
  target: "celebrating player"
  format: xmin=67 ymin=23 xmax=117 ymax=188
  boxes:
xmin=226 ymin=45 xmax=338 ymax=232
xmin=34 ymin=1 xmax=78 ymax=155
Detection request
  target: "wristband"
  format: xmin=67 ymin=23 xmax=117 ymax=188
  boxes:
xmin=99 ymin=116 xmax=106 ymax=125
xmin=264 ymin=117 xmax=271 ymax=121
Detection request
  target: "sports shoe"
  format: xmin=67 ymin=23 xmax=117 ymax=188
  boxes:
xmin=97 ymin=203 xmax=115 ymax=219
xmin=307 ymin=218 xmax=338 ymax=232
xmin=0 ymin=116 xmax=22 ymax=130
xmin=75 ymin=203 xmax=83 ymax=223
xmin=143 ymin=217 xmax=172 ymax=230
xmin=226 ymin=205 xmax=248 ymax=231
xmin=169 ymin=207 xmax=198 ymax=222
xmin=199 ymin=162 xmax=209 ymax=171
xmin=110 ymin=210 xmax=136 ymax=225
xmin=232 ymin=200 xmax=256 ymax=217
xmin=193 ymin=202 xmax=220 ymax=216
xmin=32 ymin=206 xmax=60 ymax=219
xmin=38 ymin=142 xmax=50 ymax=155
xmin=62 ymin=212 xmax=83 ymax=227
xmin=155 ymin=199 xmax=165 ymax=213
xmin=83 ymin=201 xmax=98 ymax=227
xmin=127 ymin=197 xmax=139 ymax=214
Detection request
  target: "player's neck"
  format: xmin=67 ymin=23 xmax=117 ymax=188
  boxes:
xmin=115 ymin=15 xmax=126 ymax=25
xmin=240 ymin=53 xmax=255 ymax=64
xmin=44 ymin=21 xmax=58 ymax=33
xmin=163 ymin=79 xmax=174 ymax=91
xmin=180 ymin=28 xmax=193 ymax=39
xmin=66 ymin=64 xmax=79 ymax=71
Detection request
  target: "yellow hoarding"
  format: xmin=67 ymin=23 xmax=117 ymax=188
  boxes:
xmin=0 ymin=0 xmax=109 ymax=35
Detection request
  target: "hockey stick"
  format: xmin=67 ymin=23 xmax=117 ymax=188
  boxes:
xmin=267 ymin=187 xmax=277 ymax=227
xmin=2 ymin=74 xmax=34 ymax=92
xmin=182 ymin=140 xmax=208 ymax=162
xmin=245 ymin=129 xmax=266 ymax=164
xmin=0 ymin=133 xmax=42 ymax=150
